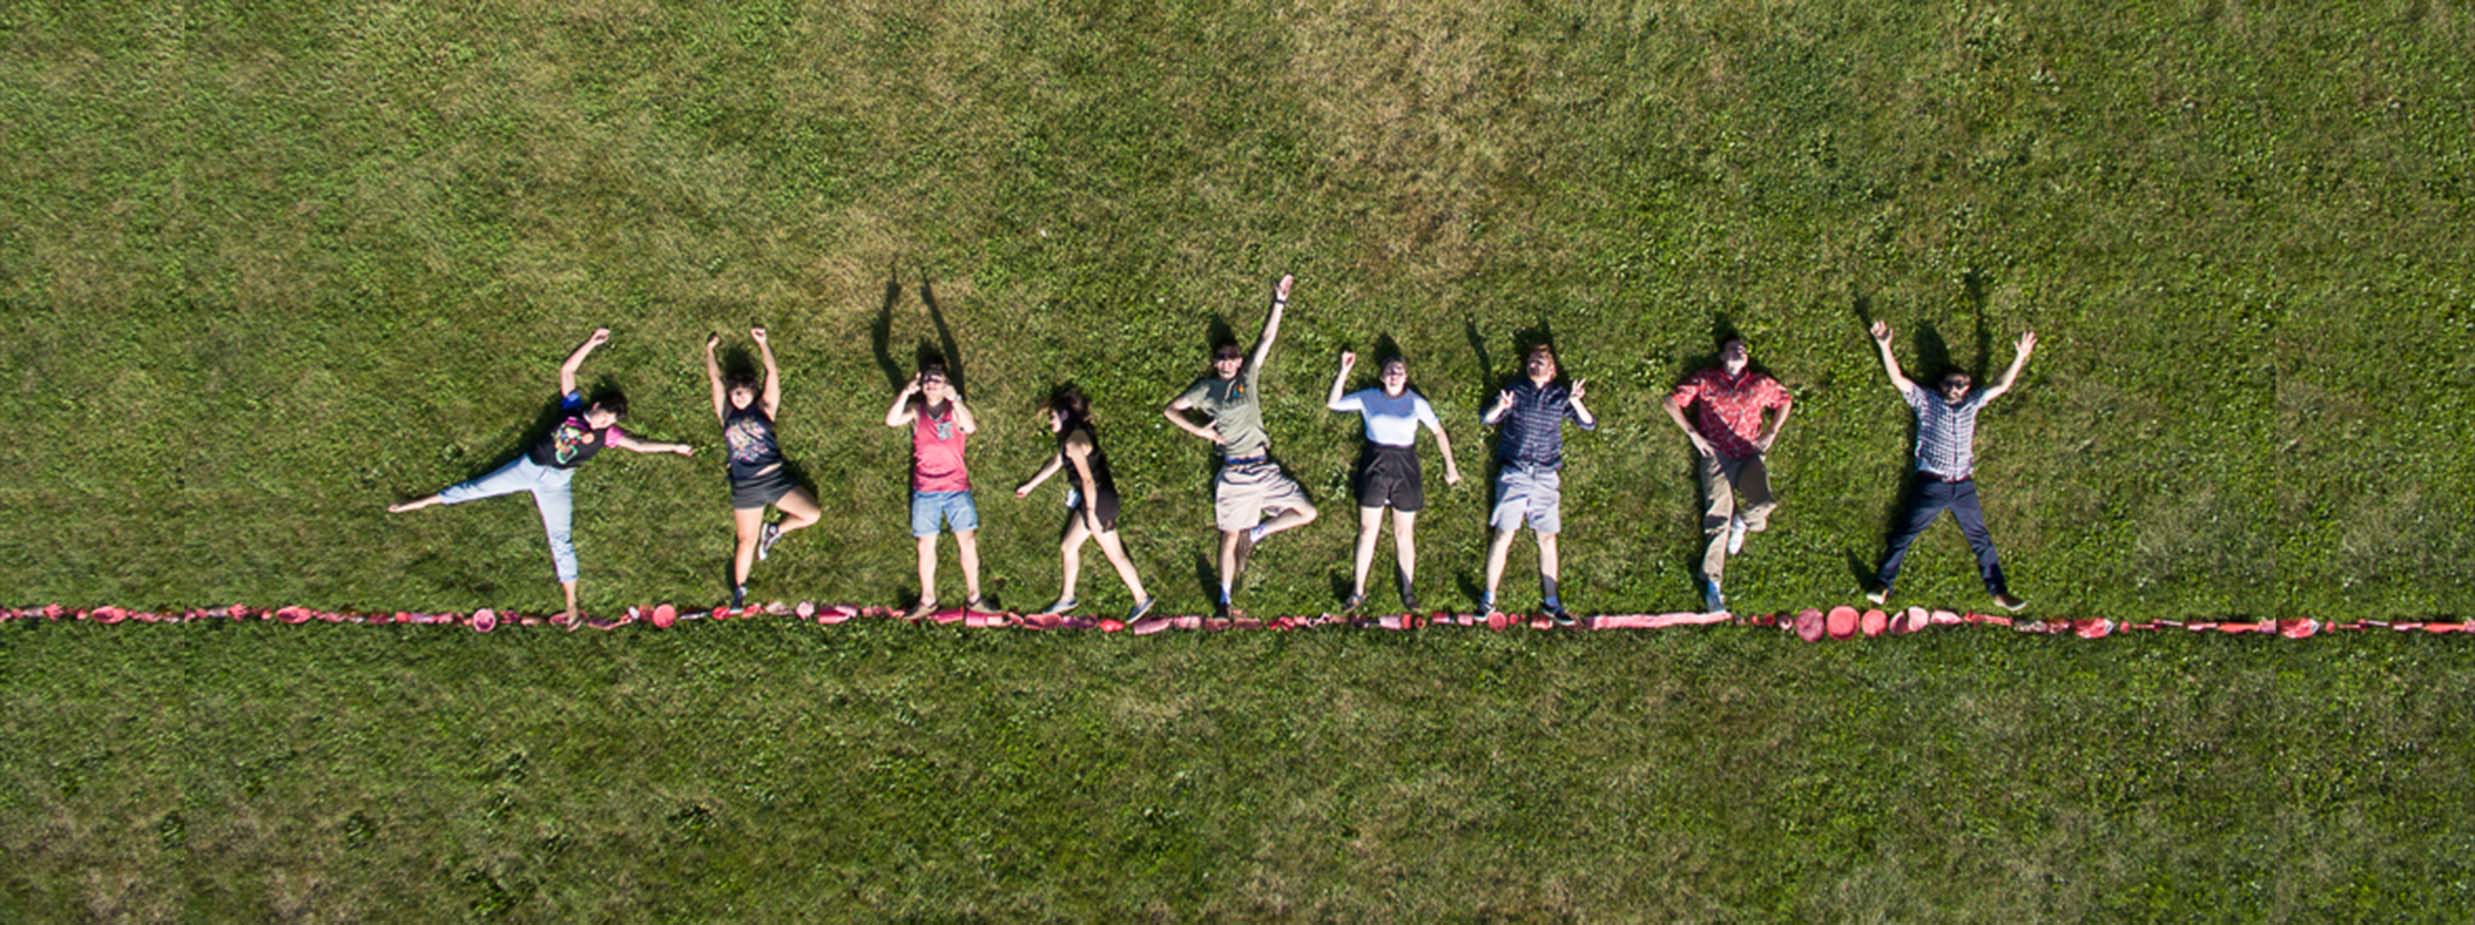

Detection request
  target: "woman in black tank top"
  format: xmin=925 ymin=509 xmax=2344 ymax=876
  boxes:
xmin=1011 ymin=385 xmax=1155 ymax=621
xmin=705 ymin=328 xmax=822 ymax=608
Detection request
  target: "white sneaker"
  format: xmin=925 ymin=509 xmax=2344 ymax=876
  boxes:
xmin=1726 ymin=516 xmax=1747 ymax=556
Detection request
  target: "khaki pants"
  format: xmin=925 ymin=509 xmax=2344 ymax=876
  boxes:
xmin=1699 ymin=453 xmax=1775 ymax=583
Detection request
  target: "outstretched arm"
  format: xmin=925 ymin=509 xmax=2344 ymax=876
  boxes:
xmin=1248 ymin=274 xmax=1294 ymax=373
xmin=1978 ymin=330 xmax=2038 ymax=402
xmin=753 ymin=327 xmax=781 ymax=418
xmin=561 ymin=328 xmax=611 ymax=396
xmin=1566 ymin=379 xmax=1597 ymax=429
xmin=703 ymin=333 xmax=727 ymax=423
xmin=1325 ymin=351 xmax=1358 ymax=411
xmin=1868 ymin=320 xmax=1915 ymax=395
xmin=609 ymin=432 xmax=693 ymax=457
xmin=1015 ymin=452 xmax=1065 ymax=498
xmin=884 ymin=378 xmax=920 ymax=427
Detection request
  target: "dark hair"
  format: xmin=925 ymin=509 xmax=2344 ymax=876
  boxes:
xmin=918 ymin=361 xmax=950 ymax=382
xmin=594 ymin=394 xmax=629 ymax=419
xmin=725 ymin=373 xmax=759 ymax=393
xmin=1042 ymin=384 xmax=1093 ymax=425
xmin=1525 ymin=342 xmax=1558 ymax=363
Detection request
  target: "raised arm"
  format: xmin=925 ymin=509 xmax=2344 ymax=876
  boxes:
xmin=1325 ymin=351 xmax=1358 ymax=411
xmin=1566 ymin=379 xmax=1597 ymax=429
xmin=1978 ymin=330 xmax=2038 ymax=403
xmin=1868 ymin=321 xmax=1915 ymax=395
xmin=1248 ymin=274 xmax=1294 ymax=373
xmin=560 ymin=327 xmax=611 ymax=396
xmin=884 ymin=377 xmax=921 ymax=427
xmin=753 ymin=327 xmax=781 ymax=418
xmin=1481 ymin=388 xmax=1515 ymax=427
xmin=703 ymin=333 xmax=727 ymax=423
xmin=947 ymin=392 xmax=979 ymax=435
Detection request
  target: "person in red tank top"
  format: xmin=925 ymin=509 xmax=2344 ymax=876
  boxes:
xmin=884 ymin=362 xmax=993 ymax=619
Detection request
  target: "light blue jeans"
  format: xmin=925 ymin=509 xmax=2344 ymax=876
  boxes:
xmin=439 ymin=457 xmax=578 ymax=582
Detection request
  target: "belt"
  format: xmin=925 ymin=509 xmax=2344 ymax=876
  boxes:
xmin=1921 ymin=470 xmax=1973 ymax=483
xmin=1221 ymin=455 xmax=1269 ymax=466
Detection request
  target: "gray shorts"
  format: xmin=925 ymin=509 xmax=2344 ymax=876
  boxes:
xmin=1213 ymin=459 xmax=1310 ymax=533
xmin=1490 ymin=465 xmax=1562 ymax=534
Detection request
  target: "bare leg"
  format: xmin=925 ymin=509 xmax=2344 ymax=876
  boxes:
xmin=1094 ymin=530 xmax=1147 ymax=602
xmin=1257 ymin=501 xmax=1320 ymax=539
xmin=1218 ymin=530 xmax=1243 ymax=602
xmin=731 ymin=507 xmax=764 ymax=587
xmin=915 ymin=534 xmax=939 ymax=607
xmin=1392 ymin=509 xmax=1418 ymax=589
xmin=1483 ymin=528 xmax=1519 ymax=605
xmin=1058 ymin=516 xmax=1092 ymax=603
xmin=1350 ymin=507 xmax=1384 ymax=598
xmin=1538 ymin=533 xmax=1561 ymax=586
xmin=560 ymin=580 xmax=579 ymax=628
xmin=773 ymin=487 xmax=823 ymax=537
xmin=955 ymin=529 xmax=984 ymax=602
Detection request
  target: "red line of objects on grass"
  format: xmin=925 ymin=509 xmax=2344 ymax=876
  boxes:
xmin=2 ymin=603 xmax=2464 ymax=640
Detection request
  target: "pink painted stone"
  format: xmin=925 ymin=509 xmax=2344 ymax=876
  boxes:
xmin=1859 ymin=608 xmax=1888 ymax=637
xmin=1826 ymin=606 xmax=1859 ymax=639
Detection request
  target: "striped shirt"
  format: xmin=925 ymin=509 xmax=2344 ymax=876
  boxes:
xmin=1488 ymin=379 xmax=1593 ymax=470
xmin=1905 ymin=383 xmax=1989 ymax=479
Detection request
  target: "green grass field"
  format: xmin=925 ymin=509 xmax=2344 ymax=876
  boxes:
xmin=4 ymin=1 xmax=2472 ymax=920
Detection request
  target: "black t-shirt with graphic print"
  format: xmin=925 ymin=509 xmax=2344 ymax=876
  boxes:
xmin=527 ymin=392 xmax=619 ymax=469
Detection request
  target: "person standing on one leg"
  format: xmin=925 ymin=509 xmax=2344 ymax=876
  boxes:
xmin=1864 ymin=320 xmax=2037 ymax=611
xmin=704 ymin=327 xmax=823 ymax=609
xmin=1662 ymin=336 xmax=1793 ymax=614
xmin=388 ymin=327 xmax=695 ymax=628
xmin=886 ymin=362 xmax=997 ymax=619
xmin=1013 ymin=385 xmax=1156 ymax=622
xmin=1326 ymin=349 xmax=1461 ymax=612
xmin=1479 ymin=343 xmax=1597 ymax=625
xmin=1163 ymin=274 xmax=1319 ymax=619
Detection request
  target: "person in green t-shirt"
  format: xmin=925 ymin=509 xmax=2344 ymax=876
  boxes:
xmin=1163 ymin=274 xmax=1319 ymax=618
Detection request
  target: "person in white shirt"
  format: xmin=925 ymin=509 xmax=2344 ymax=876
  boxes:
xmin=1326 ymin=350 xmax=1462 ymax=612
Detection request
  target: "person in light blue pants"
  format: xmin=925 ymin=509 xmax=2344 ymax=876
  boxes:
xmin=390 ymin=328 xmax=695 ymax=626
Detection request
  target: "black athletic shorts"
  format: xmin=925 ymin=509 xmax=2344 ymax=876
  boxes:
xmin=1353 ymin=444 xmax=1424 ymax=512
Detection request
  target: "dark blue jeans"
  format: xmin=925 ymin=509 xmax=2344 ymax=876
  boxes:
xmin=1874 ymin=475 xmax=2007 ymax=595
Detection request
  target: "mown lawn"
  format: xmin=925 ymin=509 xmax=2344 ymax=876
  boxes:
xmin=2 ymin=0 xmax=2471 ymax=920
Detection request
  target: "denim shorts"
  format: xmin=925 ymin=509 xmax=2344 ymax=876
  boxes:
xmin=910 ymin=489 xmax=980 ymax=536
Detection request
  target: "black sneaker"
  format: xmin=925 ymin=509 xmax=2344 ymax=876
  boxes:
xmin=1545 ymin=601 xmax=1576 ymax=627
xmin=1341 ymin=591 xmax=1366 ymax=613
xmin=1992 ymin=592 xmax=2027 ymax=612
xmin=757 ymin=521 xmax=783 ymax=561
xmin=730 ymin=584 xmax=747 ymax=609
xmin=1399 ymin=582 xmax=1419 ymax=613
xmin=1127 ymin=596 xmax=1157 ymax=622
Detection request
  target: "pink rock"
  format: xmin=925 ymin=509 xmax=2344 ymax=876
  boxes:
xmin=1796 ymin=609 xmax=1826 ymax=642
xmin=1098 ymin=618 xmax=1125 ymax=633
xmin=1826 ymin=606 xmax=1859 ymax=639
xmin=1859 ymin=608 xmax=1888 ymax=637
xmin=470 ymin=610 xmax=497 ymax=633
xmin=651 ymin=604 xmax=677 ymax=629
xmin=795 ymin=601 xmax=816 ymax=618
xmin=2277 ymin=619 xmax=2318 ymax=639
xmin=2073 ymin=618 xmax=2114 ymax=639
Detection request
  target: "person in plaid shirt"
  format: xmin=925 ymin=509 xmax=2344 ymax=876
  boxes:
xmin=1662 ymin=336 xmax=1793 ymax=613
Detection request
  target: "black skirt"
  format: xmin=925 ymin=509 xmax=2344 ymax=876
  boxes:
xmin=729 ymin=466 xmax=799 ymax=510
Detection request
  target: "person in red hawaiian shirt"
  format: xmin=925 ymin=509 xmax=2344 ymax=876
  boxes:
xmin=1662 ymin=336 xmax=1793 ymax=613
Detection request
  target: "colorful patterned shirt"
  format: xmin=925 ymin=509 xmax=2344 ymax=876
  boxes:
xmin=1670 ymin=368 xmax=1793 ymax=460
